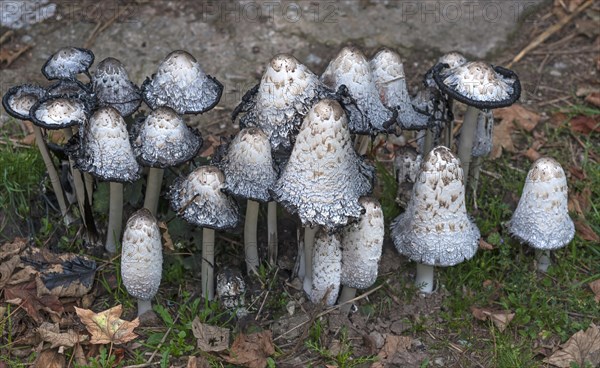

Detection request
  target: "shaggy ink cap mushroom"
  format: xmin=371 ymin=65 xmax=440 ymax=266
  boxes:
xmin=424 ymin=51 xmax=468 ymax=88
xmin=93 ymin=57 xmax=141 ymax=117
xmin=142 ymin=50 xmax=223 ymax=115
xmin=392 ymin=146 xmax=479 ymax=266
xmin=121 ymin=208 xmax=163 ymax=302
xmin=321 ymin=46 xmax=395 ymax=134
xmin=2 ymin=84 xmax=46 ymax=120
xmin=168 ymin=165 xmax=240 ymax=230
xmin=340 ymin=197 xmax=384 ymax=289
xmin=131 ymin=107 xmax=203 ymax=168
xmin=42 ymin=47 xmax=95 ymax=81
xmin=216 ymin=268 xmax=247 ymax=313
xmin=310 ymin=230 xmax=342 ymax=306
xmin=472 ymin=109 xmax=494 ymax=157
xmin=69 ymin=107 xmax=140 ymax=182
xmin=30 ymin=96 xmax=89 ymax=129
xmin=433 ymin=61 xmax=521 ymax=109
xmin=508 ymin=157 xmax=574 ymax=250
xmin=215 ymin=127 xmax=277 ymax=203
xmin=271 ymin=99 xmax=374 ymax=230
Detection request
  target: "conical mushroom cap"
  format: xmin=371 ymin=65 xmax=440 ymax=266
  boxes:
xmin=508 ymin=157 xmax=574 ymax=250
xmin=271 ymin=99 xmax=374 ymax=229
xmin=131 ymin=107 xmax=203 ymax=168
xmin=472 ymin=109 xmax=494 ymax=157
xmin=370 ymin=48 xmax=429 ymax=130
xmin=217 ymin=127 xmax=277 ymax=202
xmin=142 ymin=50 xmax=223 ymax=114
xmin=433 ymin=61 xmax=521 ymax=109
xmin=310 ymin=230 xmax=342 ymax=306
xmin=340 ymin=197 xmax=384 ymax=289
xmin=121 ymin=208 xmax=163 ymax=301
xmin=392 ymin=146 xmax=479 ymax=266
xmin=237 ymin=54 xmax=327 ymax=152
xmin=42 ymin=47 xmax=95 ymax=80
xmin=168 ymin=165 xmax=240 ymax=230
xmin=2 ymin=84 xmax=46 ymax=120
xmin=30 ymin=96 xmax=89 ymax=129
xmin=321 ymin=47 xmax=395 ymax=133
xmin=69 ymin=107 xmax=140 ymax=182
xmin=93 ymin=57 xmax=141 ymax=117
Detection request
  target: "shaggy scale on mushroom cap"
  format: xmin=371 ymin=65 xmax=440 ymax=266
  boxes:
xmin=93 ymin=57 xmax=141 ymax=117
xmin=321 ymin=47 xmax=395 ymax=134
xmin=340 ymin=197 xmax=384 ymax=290
xmin=131 ymin=107 xmax=203 ymax=168
xmin=433 ymin=61 xmax=521 ymax=109
xmin=271 ymin=99 xmax=374 ymax=230
xmin=508 ymin=157 xmax=574 ymax=250
xmin=310 ymin=230 xmax=342 ymax=306
xmin=121 ymin=208 xmax=163 ymax=301
xmin=392 ymin=146 xmax=479 ymax=266
xmin=2 ymin=84 xmax=46 ymax=120
xmin=215 ymin=127 xmax=277 ymax=202
xmin=424 ymin=51 xmax=468 ymax=88
xmin=69 ymin=107 xmax=140 ymax=182
xmin=472 ymin=109 xmax=494 ymax=157
xmin=30 ymin=96 xmax=89 ymax=129
xmin=370 ymin=48 xmax=429 ymax=130
xmin=42 ymin=47 xmax=95 ymax=81
xmin=168 ymin=166 xmax=240 ymax=230
xmin=142 ymin=50 xmax=223 ymax=115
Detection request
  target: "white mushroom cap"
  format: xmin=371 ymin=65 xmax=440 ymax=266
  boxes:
xmin=310 ymin=230 xmax=342 ymax=306
xmin=340 ymin=197 xmax=384 ymax=289
xmin=168 ymin=165 xmax=240 ymax=230
xmin=508 ymin=157 xmax=575 ymax=250
xmin=321 ymin=46 xmax=395 ymax=133
xmin=472 ymin=109 xmax=494 ymax=157
xmin=131 ymin=107 xmax=203 ymax=168
xmin=42 ymin=47 xmax=95 ymax=80
xmin=271 ymin=99 xmax=374 ymax=230
xmin=70 ymin=107 xmax=140 ymax=182
xmin=121 ymin=208 xmax=163 ymax=301
xmin=30 ymin=96 xmax=89 ymax=129
xmin=142 ymin=50 xmax=222 ymax=114
xmin=392 ymin=146 xmax=480 ymax=266
xmin=217 ymin=127 xmax=277 ymax=202
xmin=437 ymin=52 xmax=468 ymax=69
xmin=2 ymin=84 xmax=46 ymax=120
xmin=93 ymin=57 xmax=141 ymax=117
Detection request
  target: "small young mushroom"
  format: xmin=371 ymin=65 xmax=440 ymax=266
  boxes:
xmin=338 ymin=197 xmax=384 ymax=314
xmin=121 ymin=208 xmax=163 ymax=316
xmin=92 ymin=57 xmax=141 ymax=117
xmin=392 ymin=146 xmax=479 ymax=293
xmin=216 ymin=268 xmax=247 ymax=317
xmin=310 ymin=230 xmax=342 ymax=306
xmin=394 ymin=146 xmax=423 ymax=209
xmin=130 ymin=107 xmax=203 ymax=215
xmin=508 ymin=157 xmax=575 ymax=272
xmin=168 ymin=166 xmax=240 ymax=300
xmin=214 ymin=127 xmax=277 ymax=273
xmin=142 ymin=50 xmax=223 ymax=115
xmin=41 ymin=47 xmax=95 ymax=81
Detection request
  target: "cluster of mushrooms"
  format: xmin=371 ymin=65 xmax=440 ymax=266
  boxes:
xmin=2 ymin=45 xmax=575 ymax=316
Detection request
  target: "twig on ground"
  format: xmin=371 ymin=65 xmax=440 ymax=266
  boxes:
xmin=0 ymin=30 xmax=14 ymax=45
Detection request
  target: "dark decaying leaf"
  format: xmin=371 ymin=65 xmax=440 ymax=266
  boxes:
xmin=33 ymin=349 xmax=65 ymax=368
xmin=222 ymin=331 xmax=275 ymax=368
xmin=4 ymin=281 xmax=64 ymax=323
xmin=192 ymin=317 xmax=230 ymax=352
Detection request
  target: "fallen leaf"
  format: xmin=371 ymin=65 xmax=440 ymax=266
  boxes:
xmin=371 ymin=334 xmax=413 ymax=368
xmin=589 ymin=279 xmax=600 ymax=303
xmin=471 ymin=306 xmax=515 ymax=332
xmin=544 ymin=324 xmax=600 ymax=367
xmin=0 ymin=255 xmax=21 ymax=288
xmin=568 ymin=187 xmax=592 ymax=217
xmin=75 ymin=305 xmax=139 ymax=345
xmin=524 ymin=147 xmax=541 ymax=162
xmin=4 ymin=281 xmax=64 ymax=323
xmin=37 ymin=322 xmax=88 ymax=349
xmin=585 ymin=92 xmax=600 ymax=107
xmin=191 ymin=317 xmax=230 ymax=352
xmin=158 ymin=222 xmax=175 ymax=252
xmin=491 ymin=105 xmax=541 ymax=159
xmin=478 ymin=239 xmax=494 ymax=250
xmin=0 ymin=238 xmax=27 ymax=260
xmin=223 ymin=331 xmax=275 ymax=368
xmin=0 ymin=43 xmax=32 ymax=67
xmin=187 ymin=356 xmax=210 ymax=368
xmin=549 ymin=112 xmax=569 ymax=128
xmin=575 ymin=220 xmax=600 ymax=242
xmin=570 ymin=115 xmax=600 ymax=134
xmin=34 ymin=349 xmax=65 ymax=368
xmin=568 ymin=166 xmax=587 ymax=180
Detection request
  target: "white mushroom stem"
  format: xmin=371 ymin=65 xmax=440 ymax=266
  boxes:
xmin=244 ymin=199 xmax=260 ymax=273
xmin=143 ymin=167 xmax=164 ymax=216
xmin=267 ymin=201 xmax=278 ymax=266
xmin=457 ymin=106 xmax=480 ymax=187
xmin=415 ymin=263 xmax=435 ymax=293
xmin=33 ymin=126 xmax=69 ymax=223
xmin=535 ymin=249 xmax=551 ymax=272
xmin=302 ymin=225 xmax=319 ymax=295
xmin=105 ymin=182 xmax=123 ymax=253
xmin=137 ymin=299 xmax=152 ymax=316
xmin=356 ymin=135 xmax=370 ymax=156
xmin=338 ymin=286 xmax=357 ymax=314
xmin=202 ymin=227 xmax=216 ymax=300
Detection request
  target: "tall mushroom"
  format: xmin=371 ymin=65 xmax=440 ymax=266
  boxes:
xmin=168 ymin=166 xmax=240 ymax=300
xmin=391 ymin=146 xmax=479 ymax=293
xmin=121 ymin=208 xmax=163 ymax=316
xmin=508 ymin=157 xmax=575 ymax=272
xmin=92 ymin=57 xmax=141 ymax=117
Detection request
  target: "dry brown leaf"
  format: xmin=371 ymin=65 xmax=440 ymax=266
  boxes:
xmin=37 ymin=322 xmax=88 ymax=349
xmin=585 ymin=92 xmax=600 ymax=107
xmin=491 ymin=105 xmax=541 ymax=159
xmin=371 ymin=334 xmax=413 ymax=368
xmin=575 ymin=220 xmax=600 ymax=242
xmin=0 ymin=238 xmax=27 ymax=260
xmin=223 ymin=331 xmax=275 ymax=368
xmin=0 ymin=43 xmax=32 ymax=66
xmin=75 ymin=305 xmax=139 ymax=345
xmin=191 ymin=317 xmax=230 ymax=352
xmin=158 ymin=222 xmax=175 ymax=252
xmin=544 ymin=324 xmax=600 ymax=367
xmin=479 ymin=239 xmax=494 ymax=250
xmin=0 ymin=255 xmax=21 ymax=289
xmin=199 ymin=135 xmax=221 ymax=158
xmin=186 ymin=355 xmax=211 ymax=368
xmin=34 ymin=349 xmax=65 ymax=368
xmin=524 ymin=147 xmax=542 ymax=162
xmin=470 ymin=306 xmax=515 ymax=332
xmin=568 ymin=187 xmax=592 ymax=217
xmin=4 ymin=281 xmax=64 ymax=323
xmin=589 ymin=279 xmax=600 ymax=303
xmin=570 ymin=115 xmax=600 ymax=134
